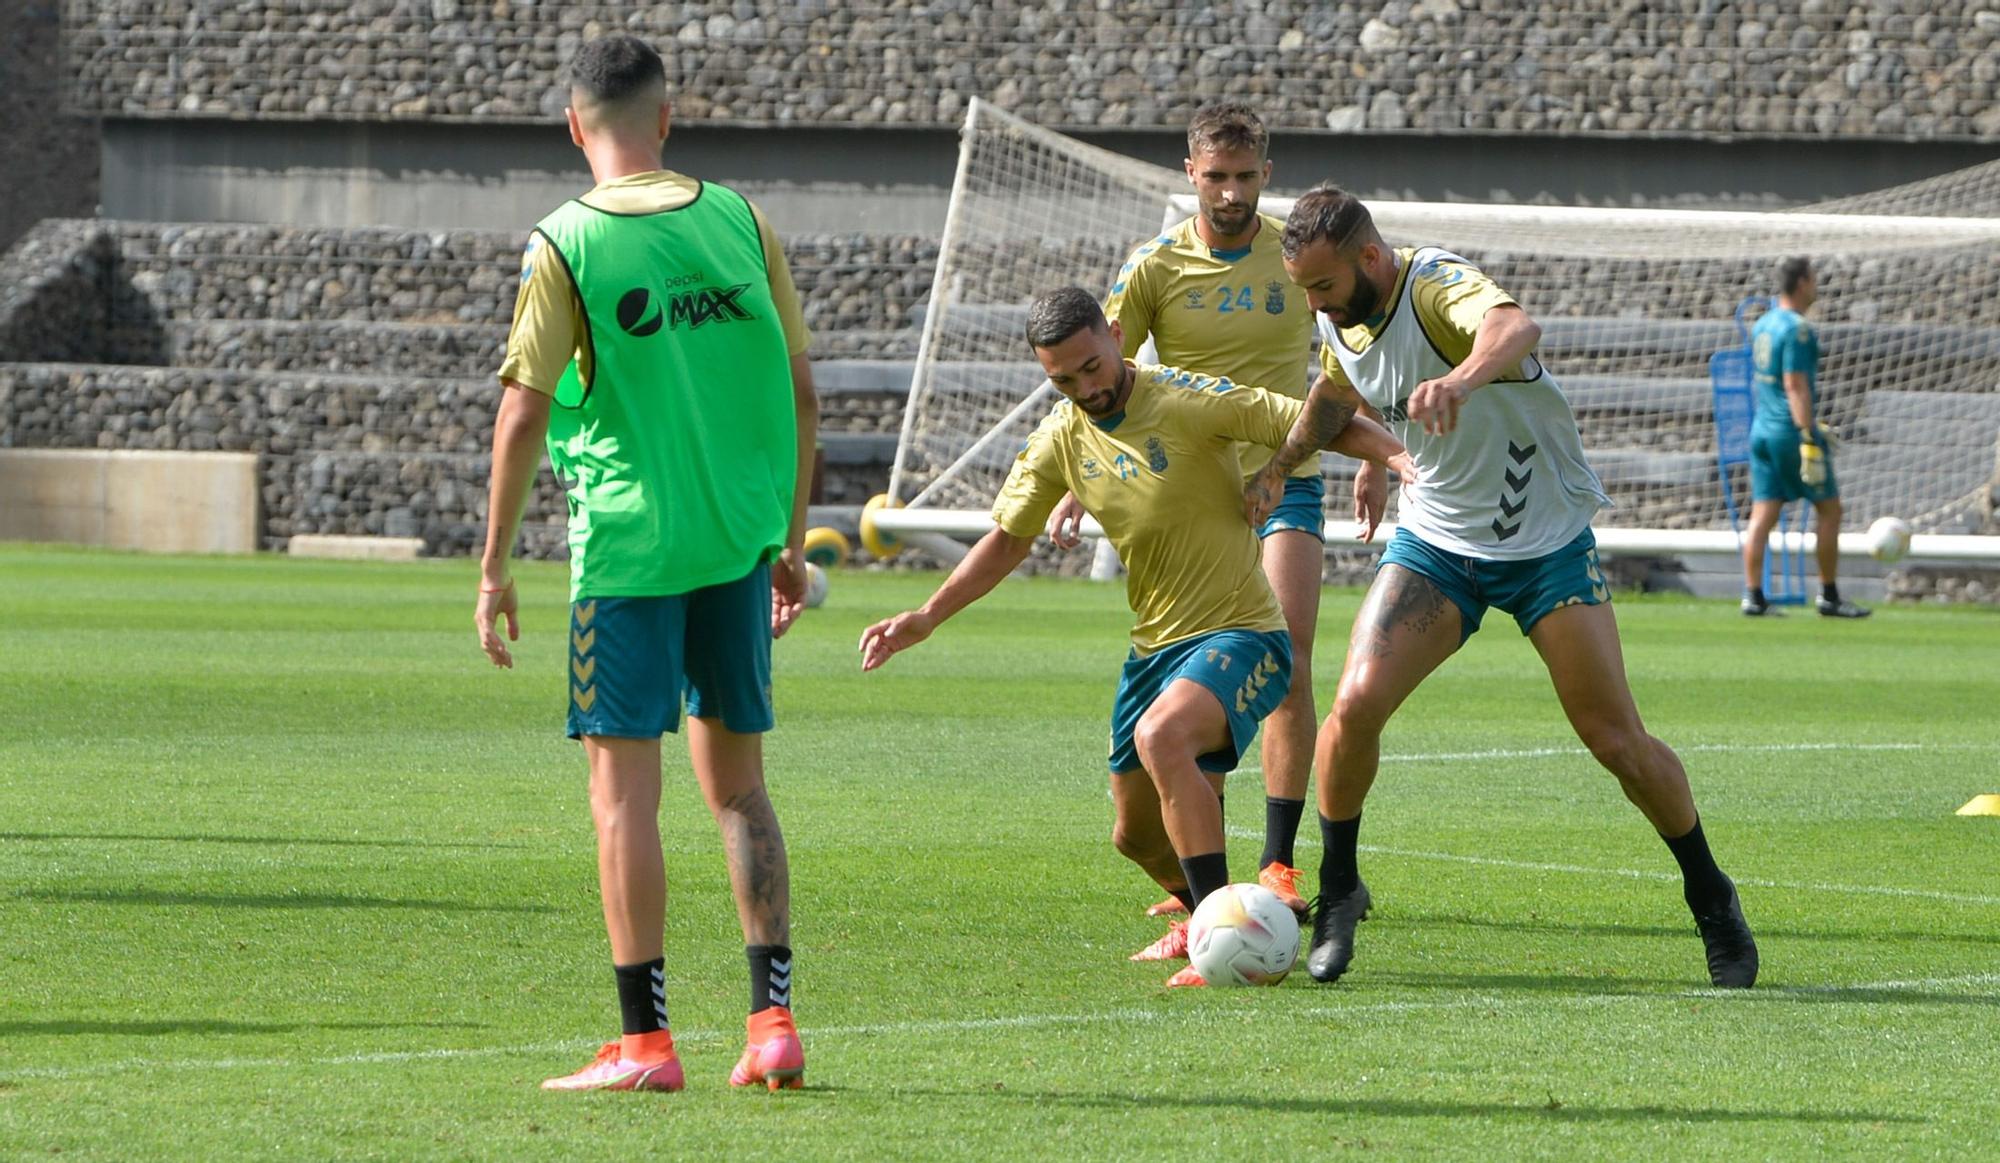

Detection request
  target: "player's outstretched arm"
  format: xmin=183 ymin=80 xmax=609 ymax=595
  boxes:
xmin=1325 ymin=412 xmax=1414 ymax=484
xmin=858 ymin=527 xmax=1036 ymax=671
xmin=476 ymin=381 xmax=552 ymax=669
xmin=1246 ymin=373 xmax=1365 ymax=526
xmin=1408 ymin=304 xmax=1542 ymax=436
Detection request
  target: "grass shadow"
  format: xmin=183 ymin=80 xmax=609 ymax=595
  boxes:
xmin=879 ymin=1084 xmax=1922 ymax=1125
xmin=0 ymin=1018 xmax=483 ymax=1037
xmin=1407 ymin=910 xmax=2000 ymax=948
xmin=0 ymin=831 xmax=524 ymax=851
xmin=20 ymin=888 xmax=553 ymax=914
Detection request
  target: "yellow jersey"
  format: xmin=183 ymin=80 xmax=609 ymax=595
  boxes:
xmin=1103 ymin=212 xmax=1316 ymax=478
xmin=497 ymin=170 xmax=812 ymax=394
xmin=992 ymin=363 xmax=1304 ymax=654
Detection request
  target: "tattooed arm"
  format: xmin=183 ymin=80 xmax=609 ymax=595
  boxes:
xmin=1246 ymin=374 xmax=1414 ymax=528
xmin=1268 ymin=371 xmax=1362 ymax=479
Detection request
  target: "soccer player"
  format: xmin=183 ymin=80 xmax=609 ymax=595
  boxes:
xmin=1249 ymin=185 xmax=1760 ymax=989
xmin=1048 ymin=102 xmax=1339 ymax=921
xmin=1741 ymin=255 xmax=1871 ymax=618
xmin=473 ymin=35 xmax=818 ymax=1092
xmin=860 ymin=286 xmax=1413 ymax=987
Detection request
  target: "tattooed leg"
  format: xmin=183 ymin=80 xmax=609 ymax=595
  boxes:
xmin=1318 ymin=565 xmax=1466 ymax=820
xmin=689 ymin=717 xmax=791 ymax=946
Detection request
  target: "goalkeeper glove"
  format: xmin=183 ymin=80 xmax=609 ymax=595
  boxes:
xmin=1799 ymin=441 xmax=1827 ymax=487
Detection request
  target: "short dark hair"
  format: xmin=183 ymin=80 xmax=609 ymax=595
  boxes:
xmin=1281 ymin=184 xmax=1380 ymax=261
xmin=563 ymin=35 xmax=666 ymax=105
xmin=1187 ymin=102 xmax=1268 ymax=158
xmin=1025 ymin=287 xmax=1108 ymax=350
xmin=1778 ymin=255 xmax=1813 ymax=295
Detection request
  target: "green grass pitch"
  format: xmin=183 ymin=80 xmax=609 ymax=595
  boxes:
xmin=1 ymin=545 xmax=1996 ymax=1159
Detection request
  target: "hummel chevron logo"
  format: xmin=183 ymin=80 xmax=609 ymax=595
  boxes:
xmin=1492 ymin=519 xmax=1521 ymax=541
xmin=571 ymin=656 xmax=596 ymax=684
xmin=1504 ymin=467 xmax=1532 ymax=493
xmin=574 ymin=600 xmax=597 ymax=628
xmin=1508 ymin=441 xmax=1537 ymax=464
xmin=573 ymin=684 xmax=597 ymax=712
xmin=769 ymin=958 xmax=793 ymax=1006
xmin=1499 ymin=495 xmax=1526 ymax=519
xmin=572 ymin=628 xmax=595 ymax=655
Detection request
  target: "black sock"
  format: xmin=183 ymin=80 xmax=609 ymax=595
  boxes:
xmin=1178 ymin=851 xmax=1230 ymax=909
xmin=1169 ymin=885 xmax=1196 ymax=913
xmin=1319 ymin=812 xmax=1363 ymax=898
xmin=1745 ymin=586 xmax=1766 ymax=606
xmin=747 ymin=944 xmax=793 ymax=1015
xmin=1822 ymin=583 xmax=1840 ymax=604
xmin=1662 ymin=819 xmax=1731 ymax=911
xmin=1262 ymin=797 xmax=1307 ymax=869
xmin=613 ymin=957 xmax=668 ymax=1035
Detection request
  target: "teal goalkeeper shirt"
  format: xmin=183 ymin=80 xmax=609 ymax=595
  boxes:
xmin=1750 ymin=306 xmax=1818 ymax=440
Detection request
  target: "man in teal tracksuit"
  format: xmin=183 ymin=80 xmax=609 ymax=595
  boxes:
xmin=1742 ymin=255 xmax=1869 ymax=618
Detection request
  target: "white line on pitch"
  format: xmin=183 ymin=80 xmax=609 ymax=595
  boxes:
xmin=4 ymin=971 xmax=1992 ymax=1084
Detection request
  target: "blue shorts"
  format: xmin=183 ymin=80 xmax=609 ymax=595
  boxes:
xmin=1108 ymin=629 xmax=1293 ymax=775
xmin=564 ymin=562 xmax=774 ymax=739
xmin=1749 ymin=429 xmax=1838 ymax=503
xmin=1259 ymin=474 xmax=1326 ymax=540
xmin=1379 ymin=527 xmax=1609 ymax=643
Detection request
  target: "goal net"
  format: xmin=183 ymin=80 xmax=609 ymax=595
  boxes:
xmin=889 ymin=99 xmax=2000 ymax=557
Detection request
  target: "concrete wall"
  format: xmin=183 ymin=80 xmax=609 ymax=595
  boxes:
xmin=0 ymin=448 xmax=259 ymax=553
xmin=98 ymin=119 xmax=2000 ymax=234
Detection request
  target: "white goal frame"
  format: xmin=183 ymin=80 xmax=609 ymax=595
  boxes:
xmin=879 ymin=99 xmax=2000 ymax=566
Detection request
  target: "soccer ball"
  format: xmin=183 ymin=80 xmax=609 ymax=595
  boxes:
xmin=1866 ymin=516 xmax=1912 ymax=564
xmin=1187 ymin=883 xmax=1300 ymax=986
xmin=803 ymin=562 xmax=830 ymax=609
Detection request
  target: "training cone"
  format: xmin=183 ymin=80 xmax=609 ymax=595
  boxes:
xmin=1955 ymin=794 xmax=2000 ymax=817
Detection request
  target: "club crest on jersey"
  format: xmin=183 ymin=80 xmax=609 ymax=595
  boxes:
xmin=1184 ymin=289 xmax=1206 ymax=310
xmin=1145 ymin=436 xmax=1169 ymax=473
xmin=1265 ymin=280 xmax=1286 ymax=315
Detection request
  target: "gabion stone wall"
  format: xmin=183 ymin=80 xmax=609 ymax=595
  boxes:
xmin=62 ymin=1 xmax=2000 ymax=139
xmin=0 ymin=218 xmax=926 ymax=556
xmin=0 ymin=218 xmax=935 ymax=369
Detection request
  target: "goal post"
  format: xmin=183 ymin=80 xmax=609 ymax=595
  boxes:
xmin=883 ymin=100 xmax=2000 ymax=564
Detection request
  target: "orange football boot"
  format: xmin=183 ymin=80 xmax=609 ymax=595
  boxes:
xmin=1258 ymin=861 xmax=1310 ymax=916
xmin=541 ymin=1037 xmax=684 ymax=1092
xmin=1130 ymin=919 xmax=1190 ymax=962
xmin=729 ymin=1008 xmax=805 ymax=1091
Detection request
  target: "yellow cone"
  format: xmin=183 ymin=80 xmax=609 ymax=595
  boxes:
xmin=1956 ymin=794 xmax=2000 ymax=817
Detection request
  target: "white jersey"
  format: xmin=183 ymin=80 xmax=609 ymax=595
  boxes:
xmin=1319 ymin=246 xmax=1609 ymax=560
